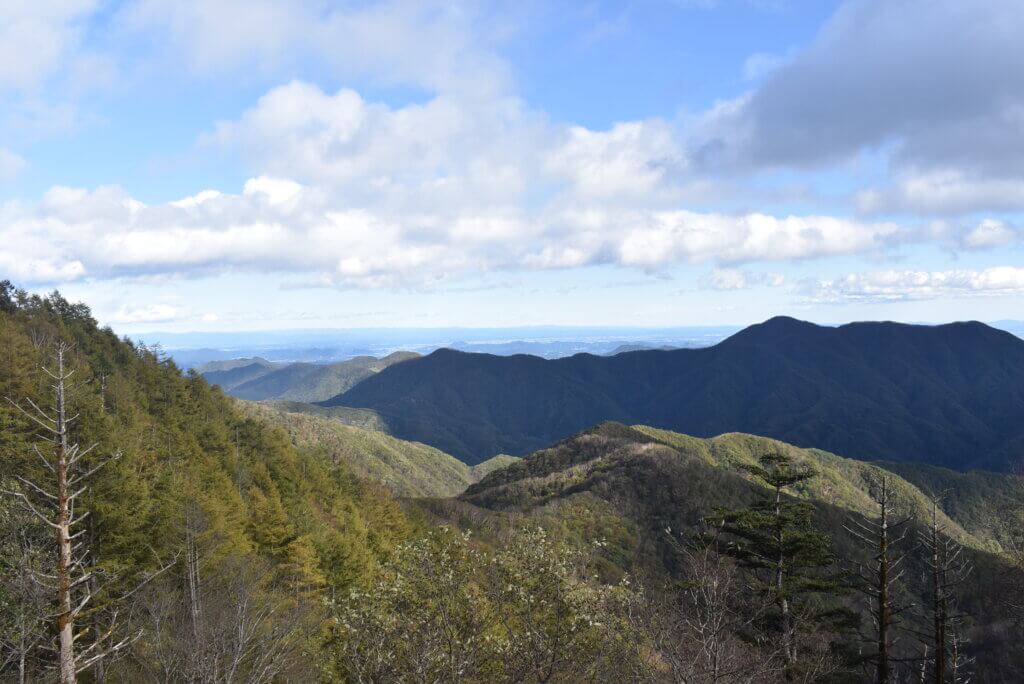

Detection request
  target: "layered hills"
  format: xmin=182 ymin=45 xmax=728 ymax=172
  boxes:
xmin=324 ymin=317 xmax=1024 ymax=471
xmin=201 ymin=351 xmax=419 ymax=402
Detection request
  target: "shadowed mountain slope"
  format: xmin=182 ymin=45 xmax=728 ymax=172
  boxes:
xmin=324 ymin=317 xmax=1024 ymax=469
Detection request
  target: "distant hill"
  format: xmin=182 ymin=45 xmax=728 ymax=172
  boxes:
xmin=202 ymin=352 xmax=419 ymax=402
xmin=238 ymin=401 xmax=518 ymax=498
xmin=195 ymin=356 xmax=277 ymax=373
xmin=324 ymin=317 xmax=1024 ymax=470
xmin=202 ymin=360 xmax=280 ymax=391
xmin=606 ymin=343 xmax=678 ymax=355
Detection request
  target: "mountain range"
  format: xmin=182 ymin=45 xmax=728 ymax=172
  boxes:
xmin=323 ymin=317 xmax=1024 ymax=471
xmin=200 ymin=352 xmax=419 ymax=402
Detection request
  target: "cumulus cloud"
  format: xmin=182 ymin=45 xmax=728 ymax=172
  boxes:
xmin=0 ymin=173 xmax=907 ymax=288
xmin=799 ymin=266 xmax=1024 ymax=304
xmin=544 ymin=121 xmax=688 ymax=201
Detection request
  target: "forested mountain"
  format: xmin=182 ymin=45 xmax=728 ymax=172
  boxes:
xmin=201 ymin=352 xmax=419 ymax=402
xmin=324 ymin=317 xmax=1024 ymax=470
xmin=450 ymin=422 xmax=1024 ymax=677
xmin=0 ymin=289 xmax=413 ymax=681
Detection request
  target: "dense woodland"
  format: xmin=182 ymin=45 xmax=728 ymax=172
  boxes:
xmin=2 ymin=283 xmax=1024 ymax=682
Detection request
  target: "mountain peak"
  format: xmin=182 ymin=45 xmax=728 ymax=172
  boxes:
xmin=723 ymin=316 xmax=824 ymax=345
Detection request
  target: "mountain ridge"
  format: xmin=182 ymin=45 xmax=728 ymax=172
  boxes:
xmin=323 ymin=318 xmax=1024 ymax=470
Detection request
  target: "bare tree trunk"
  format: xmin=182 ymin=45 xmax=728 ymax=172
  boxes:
xmin=53 ymin=347 xmax=78 ymax=684
xmin=930 ymin=505 xmax=946 ymax=684
xmin=2 ymin=342 xmax=169 ymax=683
xmin=185 ymin=504 xmax=203 ymax=642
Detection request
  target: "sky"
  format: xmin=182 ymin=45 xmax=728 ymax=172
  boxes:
xmin=2 ymin=0 xmax=1024 ymax=333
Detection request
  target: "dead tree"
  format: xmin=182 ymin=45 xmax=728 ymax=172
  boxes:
xmin=844 ymin=475 xmax=912 ymax=683
xmin=914 ymin=498 xmax=974 ymax=684
xmin=1 ymin=342 xmax=132 ymax=683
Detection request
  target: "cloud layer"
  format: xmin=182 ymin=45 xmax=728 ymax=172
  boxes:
xmin=0 ymin=171 xmax=906 ymax=288
xmin=800 ymin=267 xmax=1024 ymax=304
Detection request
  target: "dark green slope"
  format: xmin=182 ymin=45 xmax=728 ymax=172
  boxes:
xmin=325 ymin=317 xmax=1024 ymax=469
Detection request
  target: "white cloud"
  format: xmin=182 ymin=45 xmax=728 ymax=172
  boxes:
xmin=107 ymin=303 xmax=191 ymax=324
xmin=857 ymin=170 xmax=1024 ymax=215
xmin=0 ymin=173 xmax=908 ymax=289
xmin=0 ymin=0 xmax=99 ymax=90
xmin=121 ymin=0 xmax=515 ymax=94
xmin=701 ymin=268 xmax=785 ymax=290
xmin=962 ymin=219 xmax=1019 ymax=250
xmin=800 ymin=266 xmax=1024 ymax=304
xmin=544 ymin=121 xmax=687 ymax=201
xmin=208 ymin=81 xmax=547 ymax=210
xmin=0 ymin=148 xmax=26 ymax=181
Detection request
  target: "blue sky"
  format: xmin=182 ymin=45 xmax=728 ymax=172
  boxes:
xmin=2 ymin=0 xmax=1023 ymax=333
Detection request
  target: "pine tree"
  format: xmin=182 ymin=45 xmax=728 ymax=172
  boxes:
xmin=712 ymin=452 xmax=845 ymax=679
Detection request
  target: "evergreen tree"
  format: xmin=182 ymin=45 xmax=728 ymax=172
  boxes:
xmin=711 ymin=452 xmax=847 ymax=679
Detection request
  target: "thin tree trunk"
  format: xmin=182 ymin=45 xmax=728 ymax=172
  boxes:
xmin=775 ymin=483 xmax=796 ymax=675
xmin=55 ymin=348 xmax=78 ymax=684
xmin=877 ymin=477 xmax=890 ymax=684
xmin=931 ymin=505 xmax=945 ymax=684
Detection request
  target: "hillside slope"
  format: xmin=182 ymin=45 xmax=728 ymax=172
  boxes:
xmin=239 ymin=401 xmax=518 ymax=497
xmin=446 ymin=423 xmax=1023 ymax=675
xmin=325 ymin=317 xmax=1024 ymax=470
xmin=462 ymin=422 xmax=983 ymax=548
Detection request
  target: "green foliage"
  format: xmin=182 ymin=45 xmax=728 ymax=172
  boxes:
xmin=711 ymin=453 xmax=850 ymax=675
xmin=239 ymin=400 xmax=518 ymax=497
xmin=331 ymin=526 xmax=643 ymax=683
xmin=0 ymin=289 xmax=412 ymax=679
